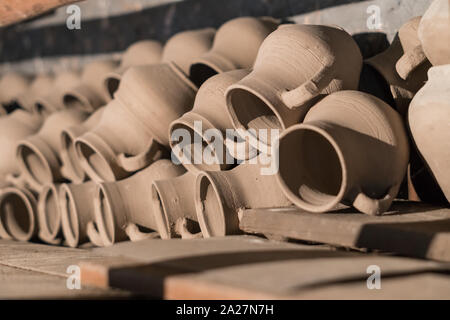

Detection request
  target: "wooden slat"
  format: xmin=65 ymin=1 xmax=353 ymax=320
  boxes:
xmin=240 ymin=201 xmax=450 ymax=261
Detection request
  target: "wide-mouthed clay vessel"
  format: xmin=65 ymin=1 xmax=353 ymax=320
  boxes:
xmin=0 ymin=72 xmax=31 ymax=106
xmin=37 ymin=184 xmax=62 ymax=244
xmin=104 ymin=40 xmax=163 ymax=98
xmin=276 ymin=90 xmax=409 ymax=215
xmin=0 ymin=110 xmax=43 ymax=182
xmin=60 ymin=107 xmax=105 ymax=183
xmin=195 ymin=158 xmax=292 ymax=237
xmin=151 ymin=172 xmax=201 ymax=239
xmin=63 ymin=60 xmax=118 ymax=112
xmin=408 ymin=65 xmax=450 ymax=203
xmin=189 ymin=17 xmax=279 ymax=86
xmin=88 ymin=159 xmax=186 ymax=246
xmin=162 ymin=28 xmax=216 ymax=76
xmin=59 ymin=181 xmax=96 ymax=247
xmin=17 ymin=108 xmax=89 ymax=192
xmin=418 ymin=0 xmax=450 ymax=66
xmin=15 ymin=74 xmax=54 ymax=112
xmin=0 ymin=187 xmax=37 ymax=241
xmin=170 ymin=69 xmax=256 ymax=172
xmin=75 ymin=62 xmax=197 ymax=182
xmin=366 ymin=17 xmax=431 ymax=116
xmin=226 ymin=24 xmax=362 ymax=151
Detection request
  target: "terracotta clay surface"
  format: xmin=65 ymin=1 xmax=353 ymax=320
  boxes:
xmin=0 ymin=72 xmax=31 ymax=106
xmin=15 ymin=74 xmax=54 ymax=112
xmin=104 ymin=40 xmax=163 ymax=98
xmin=162 ymin=28 xmax=216 ymax=75
xmin=195 ymin=159 xmax=292 ymax=237
xmin=37 ymin=184 xmax=62 ymax=245
xmin=276 ymin=90 xmax=409 ymax=215
xmin=60 ymin=107 xmax=105 ymax=183
xmin=189 ymin=17 xmax=279 ymax=86
xmin=226 ymin=24 xmax=362 ymax=151
xmin=418 ymin=0 xmax=450 ymax=66
xmin=75 ymin=63 xmax=196 ymax=182
xmin=89 ymin=159 xmax=186 ymax=246
xmin=408 ymin=65 xmax=450 ymax=203
xmin=17 ymin=108 xmax=89 ymax=192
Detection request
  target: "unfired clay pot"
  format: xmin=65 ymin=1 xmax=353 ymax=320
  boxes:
xmin=37 ymin=184 xmax=62 ymax=244
xmin=0 ymin=187 xmax=37 ymax=241
xmin=59 ymin=181 xmax=96 ymax=247
xmin=17 ymin=109 xmax=89 ymax=192
xmin=15 ymin=74 xmax=54 ymax=112
xmin=0 ymin=110 xmax=43 ymax=182
xmin=189 ymin=17 xmax=279 ymax=86
xmin=162 ymin=28 xmax=216 ymax=75
xmin=418 ymin=0 xmax=450 ymax=66
xmin=60 ymin=107 xmax=105 ymax=183
xmin=226 ymin=24 xmax=362 ymax=151
xmin=104 ymin=40 xmax=163 ymax=98
xmin=276 ymin=90 xmax=409 ymax=215
xmin=75 ymin=63 xmax=197 ymax=182
xmin=366 ymin=17 xmax=431 ymax=116
xmin=63 ymin=60 xmax=118 ymax=112
xmin=170 ymin=69 xmax=255 ymax=172
xmin=408 ymin=65 xmax=450 ymax=203
xmin=88 ymin=159 xmax=186 ymax=246
xmin=195 ymin=159 xmax=292 ymax=237
xmin=35 ymin=71 xmax=81 ymax=114
xmin=151 ymin=172 xmax=201 ymax=239
xmin=0 ymin=72 xmax=31 ymax=106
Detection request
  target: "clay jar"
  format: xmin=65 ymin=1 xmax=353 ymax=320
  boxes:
xmin=276 ymin=90 xmax=409 ymax=215
xmin=63 ymin=60 xmax=118 ymax=112
xmin=59 ymin=181 xmax=96 ymax=247
xmin=408 ymin=65 xmax=450 ymax=203
xmin=75 ymin=62 xmax=197 ymax=182
xmin=0 ymin=187 xmax=37 ymax=241
xmin=104 ymin=40 xmax=163 ymax=98
xmin=189 ymin=17 xmax=279 ymax=86
xmin=15 ymin=74 xmax=54 ymax=112
xmin=37 ymin=184 xmax=62 ymax=244
xmin=170 ymin=69 xmax=254 ymax=172
xmin=162 ymin=28 xmax=216 ymax=75
xmin=226 ymin=24 xmax=362 ymax=151
xmin=418 ymin=0 xmax=450 ymax=66
xmin=365 ymin=17 xmax=431 ymax=116
xmin=195 ymin=158 xmax=292 ymax=237
xmin=0 ymin=110 xmax=43 ymax=182
xmin=0 ymin=72 xmax=31 ymax=106
xmin=60 ymin=107 xmax=104 ymax=183
xmin=17 ymin=108 xmax=89 ymax=192
xmin=89 ymin=159 xmax=185 ymax=246
xmin=151 ymin=172 xmax=200 ymax=239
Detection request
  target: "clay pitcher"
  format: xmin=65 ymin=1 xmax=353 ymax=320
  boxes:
xmin=276 ymin=90 xmax=409 ymax=215
xmin=0 ymin=187 xmax=37 ymax=241
xmin=189 ymin=17 xmax=279 ymax=86
xmin=15 ymin=74 xmax=54 ymax=112
xmin=0 ymin=110 xmax=43 ymax=182
xmin=60 ymin=107 xmax=105 ymax=183
xmin=75 ymin=62 xmax=197 ymax=182
xmin=37 ymin=184 xmax=62 ymax=244
xmin=0 ymin=72 xmax=31 ymax=106
xmin=151 ymin=172 xmax=201 ymax=239
xmin=195 ymin=158 xmax=292 ymax=237
xmin=59 ymin=181 xmax=97 ymax=247
xmin=104 ymin=40 xmax=163 ymax=98
xmin=170 ymin=69 xmax=257 ymax=172
xmin=162 ymin=28 xmax=216 ymax=75
xmin=226 ymin=24 xmax=362 ymax=152
xmin=88 ymin=159 xmax=186 ymax=246
xmin=418 ymin=0 xmax=450 ymax=66
xmin=408 ymin=65 xmax=450 ymax=203
xmin=17 ymin=108 xmax=89 ymax=192
xmin=63 ymin=60 xmax=118 ymax=112
xmin=365 ymin=17 xmax=431 ymax=116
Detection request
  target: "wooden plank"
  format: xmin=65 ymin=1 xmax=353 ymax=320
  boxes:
xmin=240 ymin=201 xmax=450 ymax=262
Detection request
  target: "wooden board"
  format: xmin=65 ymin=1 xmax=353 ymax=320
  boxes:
xmin=240 ymin=201 xmax=450 ymax=262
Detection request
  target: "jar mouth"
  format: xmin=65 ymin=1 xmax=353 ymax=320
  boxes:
xmin=17 ymin=141 xmax=54 ymax=191
xmin=61 ymin=130 xmax=85 ymax=183
xmin=38 ymin=184 xmax=62 ymax=240
xmin=93 ymin=184 xmax=116 ymax=246
xmin=150 ymin=183 xmax=171 ymax=239
xmin=59 ymin=184 xmax=80 ymax=247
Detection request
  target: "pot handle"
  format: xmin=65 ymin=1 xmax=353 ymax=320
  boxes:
xmin=117 ymin=140 xmax=166 ymax=172
xmin=281 ymin=60 xmax=334 ymax=110
xmin=352 ymin=184 xmax=399 ymax=216
xmin=396 ymin=45 xmax=427 ymax=80
xmin=124 ymin=223 xmax=159 ymax=242
xmin=87 ymin=221 xmax=106 ymax=247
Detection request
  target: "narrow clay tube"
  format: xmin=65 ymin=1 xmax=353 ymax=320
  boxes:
xmin=37 ymin=184 xmax=63 ymax=244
